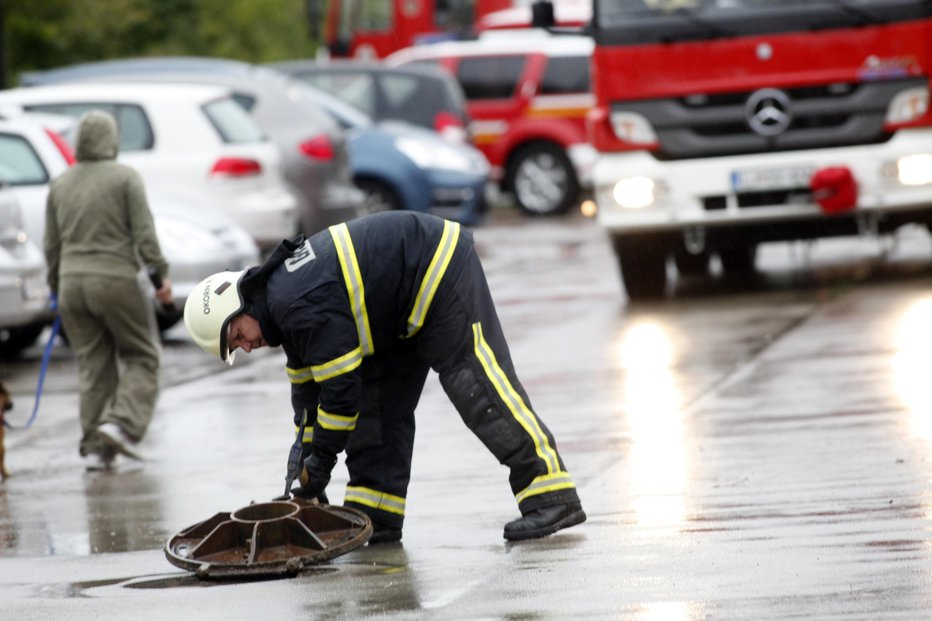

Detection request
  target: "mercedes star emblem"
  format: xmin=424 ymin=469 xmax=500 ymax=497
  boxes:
xmin=746 ymin=88 xmax=792 ymax=137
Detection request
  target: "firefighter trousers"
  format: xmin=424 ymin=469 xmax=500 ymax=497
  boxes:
xmin=343 ymin=242 xmax=580 ymax=528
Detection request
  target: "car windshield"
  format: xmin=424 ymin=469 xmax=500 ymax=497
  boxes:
xmin=202 ymin=97 xmax=266 ymax=144
xmin=288 ymin=81 xmax=373 ymax=131
xmin=300 ymin=69 xmax=464 ymax=128
xmin=0 ymin=132 xmax=49 ymax=186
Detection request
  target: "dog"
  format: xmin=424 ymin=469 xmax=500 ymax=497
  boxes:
xmin=0 ymin=382 xmax=11 ymax=479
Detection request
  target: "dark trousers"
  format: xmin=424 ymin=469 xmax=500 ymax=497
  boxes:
xmin=344 ymin=243 xmax=579 ymax=527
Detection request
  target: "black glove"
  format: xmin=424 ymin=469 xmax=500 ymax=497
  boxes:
xmin=292 ymin=452 xmax=337 ymax=501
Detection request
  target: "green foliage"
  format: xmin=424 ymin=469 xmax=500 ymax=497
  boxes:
xmin=3 ymin=0 xmax=320 ymax=85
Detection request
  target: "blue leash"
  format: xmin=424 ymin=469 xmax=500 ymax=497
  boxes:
xmin=3 ymin=314 xmax=61 ymax=430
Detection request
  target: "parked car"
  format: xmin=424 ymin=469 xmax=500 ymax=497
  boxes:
xmin=0 ymin=82 xmax=298 ymax=249
xmin=387 ymin=31 xmax=596 ymax=216
xmin=268 ymin=60 xmax=471 ymax=145
xmin=22 ymin=58 xmax=365 ymax=235
xmin=0 ymin=184 xmax=51 ymax=357
xmin=298 ymin=84 xmax=490 ymax=225
xmin=0 ymin=112 xmax=259 ymax=345
xmin=18 ymin=57 xmax=488 ymax=225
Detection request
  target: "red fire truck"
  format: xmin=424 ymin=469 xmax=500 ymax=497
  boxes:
xmin=321 ymin=0 xmax=588 ymax=58
xmin=588 ymin=0 xmax=932 ymax=299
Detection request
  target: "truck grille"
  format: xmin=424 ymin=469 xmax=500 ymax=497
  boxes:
xmin=615 ymin=77 xmax=925 ymax=160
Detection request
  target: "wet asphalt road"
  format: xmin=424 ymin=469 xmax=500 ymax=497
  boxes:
xmin=2 ymin=208 xmax=932 ymax=619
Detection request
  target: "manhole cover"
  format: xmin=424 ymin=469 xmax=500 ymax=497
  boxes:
xmin=164 ymin=499 xmax=372 ymax=579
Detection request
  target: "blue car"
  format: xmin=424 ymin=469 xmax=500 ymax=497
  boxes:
xmin=294 ymin=85 xmax=490 ymax=226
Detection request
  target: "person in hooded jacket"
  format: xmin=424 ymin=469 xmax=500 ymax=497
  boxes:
xmin=184 ymin=210 xmax=584 ymax=543
xmin=44 ymin=109 xmax=172 ymax=470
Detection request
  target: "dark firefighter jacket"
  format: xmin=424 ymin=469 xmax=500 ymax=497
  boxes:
xmin=242 ymin=211 xmax=473 ymax=459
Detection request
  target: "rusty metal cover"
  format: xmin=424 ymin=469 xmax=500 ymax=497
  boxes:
xmin=164 ymin=499 xmax=372 ymax=579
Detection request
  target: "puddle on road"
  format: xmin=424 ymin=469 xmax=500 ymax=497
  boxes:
xmin=56 ymin=566 xmax=341 ymax=596
xmin=123 ymin=566 xmax=339 ymax=589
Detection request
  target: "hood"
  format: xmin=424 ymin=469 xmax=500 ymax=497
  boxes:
xmin=239 ymin=235 xmax=307 ymax=348
xmin=74 ymin=109 xmax=119 ymax=162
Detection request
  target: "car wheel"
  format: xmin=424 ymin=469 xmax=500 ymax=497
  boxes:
xmin=507 ymin=143 xmax=578 ymax=216
xmin=0 ymin=323 xmax=46 ymax=359
xmin=356 ymin=179 xmax=400 ymax=215
xmin=613 ymin=235 xmax=667 ymax=300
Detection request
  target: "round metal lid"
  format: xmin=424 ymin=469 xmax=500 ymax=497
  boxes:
xmin=164 ymin=499 xmax=372 ymax=579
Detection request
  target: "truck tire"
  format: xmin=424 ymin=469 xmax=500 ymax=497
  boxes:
xmin=507 ymin=143 xmax=578 ymax=216
xmin=613 ymin=236 xmax=667 ymax=300
xmin=673 ymin=244 xmax=711 ymax=276
xmin=718 ymin=242 xmax=757 ymax=275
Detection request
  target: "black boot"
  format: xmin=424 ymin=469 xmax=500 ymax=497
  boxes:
xmin=503 ymin=502 xmax=586 ymax=541
xmin=368 ymin=523 xmax=403 ymax=545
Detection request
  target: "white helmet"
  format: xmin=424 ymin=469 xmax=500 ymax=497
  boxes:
xmin=184 ymin=269 xmax=247 ymax=365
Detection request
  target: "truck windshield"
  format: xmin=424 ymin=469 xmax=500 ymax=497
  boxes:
xmin=594 ymin=0 xmax=931 ymax=43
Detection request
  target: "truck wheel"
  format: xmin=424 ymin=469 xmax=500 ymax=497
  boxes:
xmin=613 ymin=236 xmax=667 ymax=300
xmin=719 ymin=243 xmax=757 ymax=275
xmin=507 ymin=143 xmax=578 ymax=216
xmin=673 ymin=245 xmax=711 ymax=276
xmin=356 ymin=179 xmax=400 ymax=215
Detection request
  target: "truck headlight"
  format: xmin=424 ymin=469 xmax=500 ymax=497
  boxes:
xmin=897 ymin=153 xmax=932 ymax=186
xmin=609 ymin=111 xmax=658 ymax=146
xmin=612 ymin=176 xmax=657 ymax=209
xmin=885 ymin=87 xmax=929 ymax=126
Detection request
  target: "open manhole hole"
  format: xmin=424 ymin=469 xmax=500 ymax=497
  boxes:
xmin=165 ymin=498 xmax=371 ymax=579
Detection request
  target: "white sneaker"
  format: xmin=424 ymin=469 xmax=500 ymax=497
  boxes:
xmin=97 ymin=422 xmax=144 ymax=461
xmin=84 ymin=452 xmax=114 ymax=471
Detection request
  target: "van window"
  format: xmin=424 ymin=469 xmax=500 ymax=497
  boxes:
xmin=457 ymin=56 xmax=526 ymax=100
xmin=202 ymin=97 xmax=266 ymax=144
xmin=23 ymin=103 xmax=154 ymax=151
xmin=540 ymin=56 xmax=591 ymax=95
xmin=353 ymin=0 xmax=392 ymax=30
xmin=0 ymin=133 xmax=49 ymax=185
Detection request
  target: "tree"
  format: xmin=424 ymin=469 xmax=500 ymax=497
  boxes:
xmin=2 ymin=0 xmax=319 ymax=86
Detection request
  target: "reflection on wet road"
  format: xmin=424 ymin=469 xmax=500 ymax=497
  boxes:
xmin=2 ymin=212 xmax=932 ymax=618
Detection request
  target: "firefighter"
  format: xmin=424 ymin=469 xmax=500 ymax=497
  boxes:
xmin=184 ymin=211 xmax=584 ymax=542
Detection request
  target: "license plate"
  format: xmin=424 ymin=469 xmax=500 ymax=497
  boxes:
xmin=731 ymin=166 xmax=815 ymax=192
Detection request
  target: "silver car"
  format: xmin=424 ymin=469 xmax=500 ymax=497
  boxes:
xmin=0 ymin=113 xmax=259 ymax=345
xmin=0 ymin=185 xmax=51 ymax=357
xmin=21 ymin=57 xmax=365 ymax=235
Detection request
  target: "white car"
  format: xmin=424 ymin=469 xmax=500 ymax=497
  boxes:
xmin=0 ymin=114 xmax=259 ymax=353
xmin=0 ymin=82 xmax=298 ymax=249
xmin=0 ymin=185 xmax=51 ymax=356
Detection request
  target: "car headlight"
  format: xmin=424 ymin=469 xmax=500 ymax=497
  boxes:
xmin=155 ymin=218 xmax=225 ymax=259
xmin=395 ymin=136 xmax=476 ymax=173
xmin=215 ymin=225 xmax=260 ymax=263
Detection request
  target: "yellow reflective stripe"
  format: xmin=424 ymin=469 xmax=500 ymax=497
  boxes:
xmin=404 ymin=220 xmax=460 ymax=338
xmin=294 ymin=424 xmax=315 ymax=444
xmin=472 ymin=322 xmax=560 ymax=474
xmin=344 ymin=486 xmax=406 ymax=516
xmin=293 ymin=409 xmax=314 ymax=443
xmin=310 ymin=347 xmax=363 ymax=382
xmin=317 ymin=407 xmax=358 ymax=431
xmin=330 ymin=223 xmax=374 ymax=356
xmin=515 ymin=472 xmax=576 ymax=504
xmin=287 ymin=365 xmax=314 ymax=384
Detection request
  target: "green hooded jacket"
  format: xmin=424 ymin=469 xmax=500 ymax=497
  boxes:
xmin=44 ymin=109 xmax=168 ymax=293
